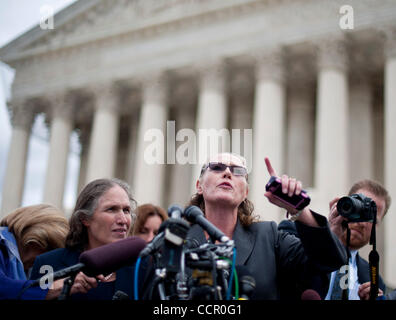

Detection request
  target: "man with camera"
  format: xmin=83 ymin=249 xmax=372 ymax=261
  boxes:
xmin=325 ymin=179 xmax=391 ymax=300
xmin=278 ymin=179 xmax=391 ymax=300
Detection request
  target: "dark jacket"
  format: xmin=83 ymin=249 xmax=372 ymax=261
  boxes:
xmin=186 ymin=211 xmax=346 ymax=300
xmin=30 ymin=247 xmax=138 ymax=300
xmin=278 ymin=219 xmax=386 ymax=298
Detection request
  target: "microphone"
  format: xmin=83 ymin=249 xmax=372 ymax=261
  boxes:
xmin=184 ymin=206 xmax=229 ymax=243
xmin=139 ymin=226 xmax=166 ymax=258
xmin=21 ymin=237 xmax=146 ymax=298
xmin=168 ymin=204 xmax=184 ymax=219
xmin=38 ymin=236 xmax=146 ymax=281
xmin=47 ymin=263 xmax=85 ymax=282
xmin=79 ymin=236 xmax=146 ymax=277
xmin=185 ymin=237 xmax=200 ymax=249
xmin=160 ymin=205 xmax=190 ymax=273
xmin=301 ymin=289 xmax=322 ymax=300
xmin=235 ymin=266 xmax=256 ymax=300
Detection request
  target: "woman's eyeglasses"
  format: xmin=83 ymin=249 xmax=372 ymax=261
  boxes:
xmin=202 ymin=162 xmax=247 ymax=177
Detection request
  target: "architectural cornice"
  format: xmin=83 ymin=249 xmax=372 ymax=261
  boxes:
xmin=4 ymin=1 xmax=396 ymax=103
xmin=0 ymin=0 xmax=284 ymax=63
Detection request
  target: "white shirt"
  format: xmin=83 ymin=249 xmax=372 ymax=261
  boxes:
xmin=325 ymin=250 xmax=360 ymax=300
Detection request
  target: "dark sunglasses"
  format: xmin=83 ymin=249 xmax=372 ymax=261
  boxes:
xmin=202 ymin=162 xmax=248 ymax=177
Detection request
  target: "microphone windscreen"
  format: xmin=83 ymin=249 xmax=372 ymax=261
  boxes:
xmin=79 ymin=236 xmax=146 ymax=276
xmin=301 ymin=289 xmax=322 ymax=300
xmin=167 ymin=204 xmax=183 ymax=219
xmin=184 ymin=205 xmax=203 ymax=222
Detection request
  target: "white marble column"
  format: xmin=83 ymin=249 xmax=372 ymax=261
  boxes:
xmin=77 ymin=125 xmax=91 ymax=193
xmin=43 ymin=94 xmax=74 ymax=209
xmin=229 ymin=68 xmax=253 ymax=170
xmin=250 ymin=49 xmax=286 ymax=222
xmin=314 ymin=38 xmax=349 ymax=213
xmin=85 ymin=84 xmax=120 ymax=183
xmin=1 ymin=101 xmax=34 ymax=216
xmin=133 ymin=75 xmax=168 ymax=206
xmin=352 ymin=75 xmax=378 ymax=267
xmin=125 ymin=110 xmax=139 ymax=190
xmin=383 ymin=28 xmax=396 ymax=288
xmin=169 ymin=81 xmax=196 ymax=207
xmin=349 ymin=77 xmax=374 ymax=183
xmin=191 ymin=62 xmax=228 ymax=194
xmin=286 ymin=77 xmax=315 ymax=188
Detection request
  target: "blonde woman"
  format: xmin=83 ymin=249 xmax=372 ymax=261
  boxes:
xmin=0 ymin=204 xmax=69 ymax=299
xmin=187 ymin=152 xmax=347 ymax=299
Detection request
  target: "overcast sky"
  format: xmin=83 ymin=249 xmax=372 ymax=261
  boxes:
xmin=0 ymin=0 xmax=78 ymax=212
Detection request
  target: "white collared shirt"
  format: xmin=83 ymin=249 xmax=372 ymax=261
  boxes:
xmin=325 ymin=250 xmax=360 ymax=300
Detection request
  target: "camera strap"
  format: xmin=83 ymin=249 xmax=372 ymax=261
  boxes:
xmin=369 ymin=213 xmax=379 ymax=300
xmin=342 ymin=226 xmax=351 ymax=301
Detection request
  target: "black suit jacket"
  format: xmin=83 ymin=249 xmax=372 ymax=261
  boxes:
xmin=187 ymin=212 xmax=346 ymax=300
xmin=30 ymin=247 xmax=137 ymax=300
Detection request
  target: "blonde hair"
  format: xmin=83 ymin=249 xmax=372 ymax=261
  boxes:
xmin=199 ymin=152 xmax=248 ymax=178
xmin=0 ymin=204 xmax=69 ymax=250
xmin=192 ymin=152 xmax=258 ymax=226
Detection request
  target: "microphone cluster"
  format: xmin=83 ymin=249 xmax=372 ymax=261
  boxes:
xmin=25 ymin=205 xmax=256 ymax=301
xmin=139 ymin=205 xmax=255 ymax=300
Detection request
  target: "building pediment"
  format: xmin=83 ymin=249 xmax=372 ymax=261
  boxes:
xmin=0 ymin=0 xmax=257 ymax=63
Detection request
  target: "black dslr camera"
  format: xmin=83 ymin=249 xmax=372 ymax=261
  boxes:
xmin=337 ymin=193 xmax=377 ymax=223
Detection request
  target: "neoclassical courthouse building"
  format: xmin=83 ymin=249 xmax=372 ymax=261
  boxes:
xmin=1 ymin=0 xmax=396 ymax=287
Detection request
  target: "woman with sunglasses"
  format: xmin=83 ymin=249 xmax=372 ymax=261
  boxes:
xmin=187 ymin=152 xmax=347 ymax=300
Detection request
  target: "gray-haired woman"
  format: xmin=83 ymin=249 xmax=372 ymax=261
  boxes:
xmin=30 ymin=178 xmax=138 ymax=300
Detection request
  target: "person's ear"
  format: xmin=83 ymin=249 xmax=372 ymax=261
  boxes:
xmin=196 ymin=179 xmax=203 ymax=195
xmin=80 ymin=216 xmax=90 ymax=228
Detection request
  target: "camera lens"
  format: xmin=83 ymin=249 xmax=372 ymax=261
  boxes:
xmin=337 ymin=197 xmax=354 ymax=216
